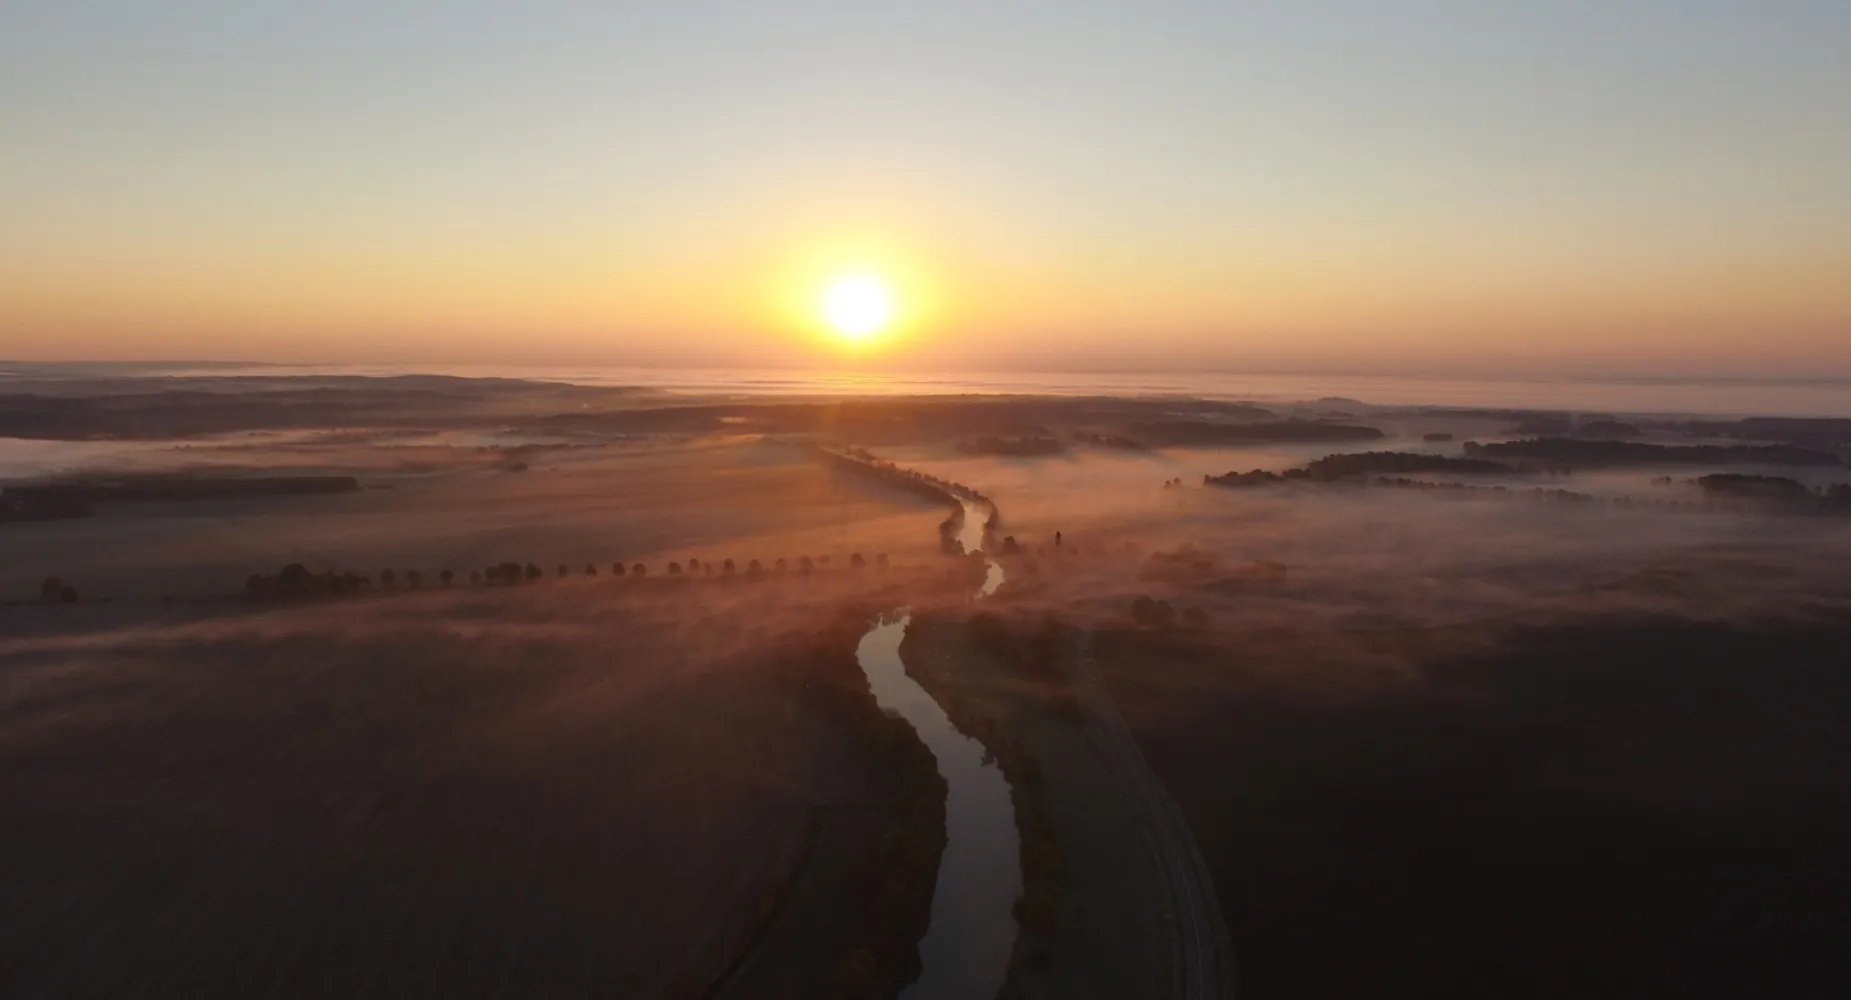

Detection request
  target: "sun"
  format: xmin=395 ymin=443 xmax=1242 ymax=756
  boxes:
xmin=819 ymin=272 xmax=897 ymax=342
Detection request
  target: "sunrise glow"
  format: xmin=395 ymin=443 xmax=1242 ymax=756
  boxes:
xmin=819 ymin=273 xmax=897 ymax=343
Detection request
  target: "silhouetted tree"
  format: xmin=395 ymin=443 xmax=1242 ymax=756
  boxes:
xmin=524 ymin=563 xmax=543 ymax=581
xmin=585 ymin=563 xmax=597 ymax=576
xmin=380 ymin=568 xmax=397 ymax=589
xmin=668 ymin=561 xmax=683 ymax=575
xmin=406 ymin=570 xmax=423 ymax=589
xmin=819 ymin=555 xmax=831 ymax=566
xmin=1054 ymin=531 xmax=1062 ymax=548
xmin=688 ymin=557 xmax=701 ymax=572
xmin=278 ymin=563 xmax=312 ymax=595
xmin=612 ymin=562 xmax=626 ymax=577
xmin=1181 ymin=607 xmax=1210 ymax=630
xmin=799 ymin=556 xmax=814 ymax=574
xmin=875 ymin=553 xmax=889 ymax=569
xmin=774 ymin=557 xmax=788 ymax=573
xmin=440 ymin=569 xmax=454 ymax=586
xmin=747 ymin=559 xmax=763 ymax=578
xmin=633 ymin=563 xmax=647 ymax=577
xmin=850 ymin=552 xmax=866 ymax=569
xmin=498 ymin=561 xmax=524 ymax=584
xmin=60 ymin=586 xmax=78 ymax=603
xmin=723 ymin=558 xmax=736 ymax=576
xmin=40 ymin=575 xmax=62 ymax=600
xmin=557 ymin=564 xmax=569 ymax=579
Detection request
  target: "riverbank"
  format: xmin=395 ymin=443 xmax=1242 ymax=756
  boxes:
xmin=900 ymin=610 xmax=1176 ymax=998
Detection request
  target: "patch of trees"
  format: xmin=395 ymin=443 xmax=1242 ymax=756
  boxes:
xmin=957 ymin=435 xmax=1063 ymax=457
xmin=38 ymin=575 xmax=79 ymax=602
xmin=1128 ymin=420 xmax=1385 ymax=446
xmin=1697 ymin=474 xmax=1813 ymax=501
xmin=1642 ymin=416 xmax=1851 ymax=449
xmin=1465 ymin=437 xmax=1844 ymax=468
xmin=1422 ymin=432 xmax=1455 ymax=442
xmin=1304 ymin=451 xmax=1514 ymax=479
xmin=1203 ymin=469 xmax=1287 ymax=488
xmin=1072 ymin=430 xmax=1150 ymax=450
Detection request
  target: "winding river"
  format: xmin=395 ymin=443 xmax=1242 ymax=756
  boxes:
xmin=853 ymin=498 xmax=1019 ymax=999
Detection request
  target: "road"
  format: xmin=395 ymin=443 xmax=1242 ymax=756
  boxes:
xmin=1076 ymin=630 xmax=1232 ymax=1000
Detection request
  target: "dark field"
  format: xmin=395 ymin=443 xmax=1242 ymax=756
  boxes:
xmin=1099 ymin=615 xmax=1851 ymax=999
xmin=0 ymin=576 xmax=957 ymax=999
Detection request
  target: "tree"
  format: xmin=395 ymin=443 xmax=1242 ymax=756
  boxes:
xmin=524 ymin=563 xmax=543 ymax=581
xmin=799 ymin=556 xmax=813 ymax=574
xmin=668 ymin=561 xmax=683 ymax=575
xmin=1181 ymin=607 xmax=1210 ymax=630
xmin=774 ymin=557 xmax=788 ymax=572
xmin=612 ymin=562 xmax=626 ymax=577
xmin=850 ymin=552 xmax=866 ymax=569
xmin=406 ymin=570 xmax=423 ymax=589
xmin=723 ymin=558 xmax=736 ymax=575
xmin=60 ymin=586 xmax=78 ymax=603
xmin=688 ymin=558 xmax=701 ymax=572
xmin=633 ymin=563 xmax=647 ymax=577
xmin=875 ymin=553 xmax=889 ymax=569
xmin=278 ymin=563 xmax=312 ymax=594
xmin=380 ymin=568 xmax=397 ymax=589
xmin=747 ymin=559 xmax=763 ymax=578
xmin=498 ymin=561 xmax=524 ymax=585
xmin=440 ymin=569 xmax=454 ymax=586
xmin=557 ymin=564 xmax=569 ymax=578
xmin=585 ymin=563 xmax=597 ymax=576
xmin=40 ymin=575 xmax=62 ymax=600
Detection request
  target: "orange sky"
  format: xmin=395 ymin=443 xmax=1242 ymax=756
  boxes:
xmin=3 ymin=3 xmax=1847 ymax=374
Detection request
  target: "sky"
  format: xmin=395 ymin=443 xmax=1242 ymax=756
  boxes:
xmin=2 ymin=1 xmax=1848 ymax=374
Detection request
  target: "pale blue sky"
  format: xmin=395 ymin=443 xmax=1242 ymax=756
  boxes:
xmin=3 ymin=1 xmax=1847 ymax=370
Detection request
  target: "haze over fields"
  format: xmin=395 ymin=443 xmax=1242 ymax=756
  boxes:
xmin=5 ymin=1 xmax=1850 ymax=997
xmin=3 ymin=372 xmax=1849 ymax=998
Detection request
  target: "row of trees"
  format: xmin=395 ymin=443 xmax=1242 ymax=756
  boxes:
xmin=243 ymin=552 xmax=895 ymax=598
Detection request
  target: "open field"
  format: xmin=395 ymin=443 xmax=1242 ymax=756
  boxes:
xmin=0 ymin=567 xmax=969 ymax=999
xmin=3 ymin=437 xmax=952 ymax=600
xmin=1097 ymin=615 xmax=1851 ymax=998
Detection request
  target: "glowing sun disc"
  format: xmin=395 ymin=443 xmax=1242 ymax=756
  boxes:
xmin=821 ymin=273 xmax=896 ymax=340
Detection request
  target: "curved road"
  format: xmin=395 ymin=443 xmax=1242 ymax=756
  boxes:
xmin=1077 ymin=630 xmax=1232 ymax=1000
